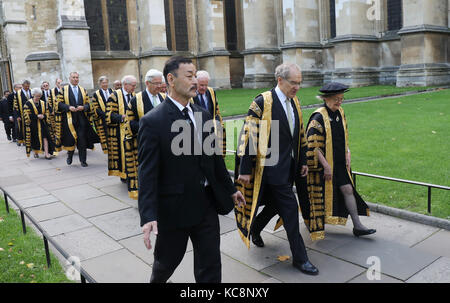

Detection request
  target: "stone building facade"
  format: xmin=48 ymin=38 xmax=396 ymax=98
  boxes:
xmin=0 ymin=0 xmax=449 ymax=93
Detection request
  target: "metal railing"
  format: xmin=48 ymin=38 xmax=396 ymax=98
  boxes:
xmin=1 ymin=187 xmax=96 ymax=283
xmin=351 ymin=171 xmax=450 ymax=214
xmin=226 ymin=150 xmax=450 ymax=215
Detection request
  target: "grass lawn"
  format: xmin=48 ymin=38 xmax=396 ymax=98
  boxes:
xmin=224 ymin=89 xmax=450 ymax=219
xmin=0 ymin=199 xmax=73 ymax=283
xmin=217 ymin=85 xmax=438 ymax=117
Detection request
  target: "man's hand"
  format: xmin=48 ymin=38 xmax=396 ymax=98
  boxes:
xmin=9 ymin=117 xmax=14 ymax=122
xmin=69 ymin=106 xmax=77 ymax=112
xmin=17 ymin=117 xmax=21 ymax=121
xmin=323 ymin=163 xmax=332 ymax=181
xmin=121 ymin=115 xmax=126 ymax=122
xmin=232 ymin=190 xmax=246 ymax=208
xmin=300 ymin=165 xmax=308 ymax=177
xmin=37 ymin=114 xmax=44 ymax=120
xmin=76 ymin=105 xmax=84 ymax=112
xmin=142 ymin=221 xmax=158 ymax=250
xmin=237 ymin=174 xmax=251 ymax=185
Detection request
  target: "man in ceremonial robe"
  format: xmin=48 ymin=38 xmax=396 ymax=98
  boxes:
xmin=235 ymin=63 xmax=318 ymax=275
xmin=91 ymin=76 xmax=113 ymax=154
xmin=106 ymin=75 xmax=136 ymax=181
xmin=305 ymin=83 xmax=375 ymax=240
xmin=14 ymin=80 xmax=33 ymax=146
xmin=56 ymin=72 xmax=99 ymax=167
xmin=192 ymin=70 xmax=226 ymax=157
xmin=6 ymin=84 xmax=22 ymax=142
xmin=124 ymin=70 xmax=164 ymax=199
xmin=49 ymin=79 xmax=63 ymax=144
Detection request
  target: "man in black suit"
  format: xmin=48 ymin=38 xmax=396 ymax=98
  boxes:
xmin=0 ymin=90 xmax=11 ymax=141
xmin=138 ymin=56 xmax=245 ymax=283
xmin=237 ymin=63 xmax=319 ymax=275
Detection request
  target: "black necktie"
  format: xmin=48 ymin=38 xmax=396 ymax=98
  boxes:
xmin=127 ymin=94 xmax=131 ymax=104
xmin=182 ymin=107 xmax=196 ymax=154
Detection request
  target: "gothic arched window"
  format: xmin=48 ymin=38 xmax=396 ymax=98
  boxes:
xmin=164 ymin=0 xmax=189 ymax=51
xmin=84 ymin=0 xmax=130 ymax=52
xmin=387 ymin=0 xmax=402 ymax=31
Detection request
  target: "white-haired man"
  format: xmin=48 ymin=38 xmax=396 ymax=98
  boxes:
xmin=55 ymin=72 xmax=99 ymax=167
xmin=91 ymin=76 xmax=113 ymax=154
xmin=192 ymin=70 xmax=226 ymax=156
xmin=123 ymin=69 xmax=165 ymax=199
xmin=105 ymin=75 xmax=137 ymax=181
xmin=235 ymin=63 xmax=319 ymax=276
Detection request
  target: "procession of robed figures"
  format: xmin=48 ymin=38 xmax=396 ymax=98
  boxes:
xmin=0 ymin=58 xmax=376 ymax=282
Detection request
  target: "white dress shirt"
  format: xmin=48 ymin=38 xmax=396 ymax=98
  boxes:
xmin=275 ymin=85 xmax=295 ymax=129
xmin=146 ymin=89 xmax=160 ymax=107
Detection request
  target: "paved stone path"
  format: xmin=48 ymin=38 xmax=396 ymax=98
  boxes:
xmin=0 ymin=130 xmax=449 ymax=283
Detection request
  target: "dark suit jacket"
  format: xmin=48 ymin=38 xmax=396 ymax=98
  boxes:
xmin=137 ymin=97 xmax=236 ymax=230
xmin=7 ymin=92 xmax=16 ymax=118
xmin=0 ymin=97 xmax=7 ymax=119
xmin=240 ymin=88 xmax=307 ymax=185
xmin=193 ymin=89 xmax=215 ymax=117
xmin=58 ymin=86 xmax=90 ymax=128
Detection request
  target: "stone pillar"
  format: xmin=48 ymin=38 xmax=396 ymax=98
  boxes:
xmin=332 ymin=0 xmax=380 ymax=86
xmin=196 ymin=0 xmax=231 ymax=88
xmin=137 ymin=0 xmax=172 ymax=77
xmin=281 ymin=0 xmax=323 ymax=86
xmin=242 ymin=0 xmax=280 ymax=88
xmin=396 ymin=0 xmax=450 ymax=86
xmin=1 ymin=0 xmax=29 ymax=84
xmin=56 ymin=0 xmax=94 ymax=89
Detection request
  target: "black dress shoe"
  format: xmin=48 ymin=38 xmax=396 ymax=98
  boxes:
xmin=67 ymin=157 xmax=73 ymax=165
xmin=251 ymin=233 xmax=265 ymax=248
xmin=353 ymin=228 xmax=376 ymax=237
xmin=293 ymin=260 xmax=319 ymax=276
xmin=81 ymin=162 xmax=88 ymax=167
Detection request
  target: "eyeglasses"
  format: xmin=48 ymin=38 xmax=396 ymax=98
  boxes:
xmin=285 ymin=79 xmax=302 ymax=87
xmin=332 ymin=97 xmax=344 ymax=103
xmin=149 ymin=82 xmax=162 ymax=86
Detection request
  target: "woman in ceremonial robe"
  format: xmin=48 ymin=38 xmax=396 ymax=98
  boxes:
xmin=23 ymin=88 xmax=54 ymax=159
xmin=305 ymin=82 xmax=375 ymax=240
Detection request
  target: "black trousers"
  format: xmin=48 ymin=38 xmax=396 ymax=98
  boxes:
xmin=68 ymin=120 xmax=87 ymax=163
xmin=252 ymin=183 xmax=309 ymax=264
xmin=150 ymin=190 xmax=221 ymax=283
xmin=2 ymin=120 xmax=13 ymax=139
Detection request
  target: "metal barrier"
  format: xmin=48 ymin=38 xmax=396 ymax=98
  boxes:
xmin=1 ymin=187 xmax=96 ymax=283
xmin=351 ymin=171 xmax=450 ymax=214
xmin=226 ymin=150 xmax=450 ymax=215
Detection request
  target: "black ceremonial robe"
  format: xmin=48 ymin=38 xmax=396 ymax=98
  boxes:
xmin=23 ymin=100 xmax=54 ymax=157
xmin=106 ymin=89 xmax=135 ymax=179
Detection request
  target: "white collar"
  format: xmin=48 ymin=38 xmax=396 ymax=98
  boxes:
xmin=275 ymin=86 xmax=287 ymax=103
xmin=168 ymin=96 xmax=192 ymax=113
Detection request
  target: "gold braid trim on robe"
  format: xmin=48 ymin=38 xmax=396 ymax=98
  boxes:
xmin=14 ymin=92 xmax=26 ymax=144
xmin=124 ymin=92 xmax=144 ymax=200
xmin=234 ymin=92 xmax=273 ymax=248
xmin=305 ymin=107 xmax=370 ymax=241
xmin=24 ymin=100 xmax=46 ymax=157
xmin=55 ymin=86 xmax=91 ymax=152
xmin=92 ymin=90 xmax=108 ymax=153
xmin=207 ymin=87 xmax=227 ymax=158
xmin=106 ymin=90 xmax=135 ymax=179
